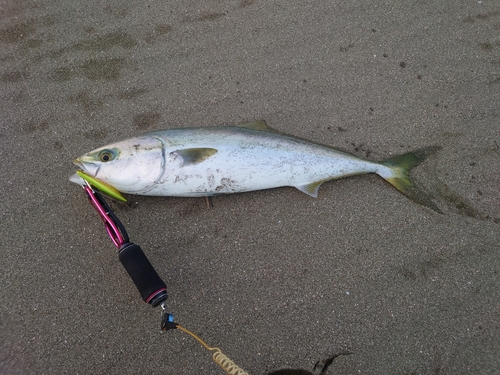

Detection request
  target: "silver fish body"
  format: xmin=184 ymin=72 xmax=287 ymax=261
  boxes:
xmin=70 ymin=120 xmax=440 ymax=210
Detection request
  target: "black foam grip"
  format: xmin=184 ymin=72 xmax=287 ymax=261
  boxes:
xmin=118 ymin=243 xmax=167 ymax=305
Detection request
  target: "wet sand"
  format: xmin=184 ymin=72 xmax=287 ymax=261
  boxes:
xmin=1 ymin=1 xmax=499 ymax=374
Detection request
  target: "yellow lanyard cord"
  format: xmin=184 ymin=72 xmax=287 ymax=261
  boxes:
xmin=175 ymin=324 xmax=250 ymax=375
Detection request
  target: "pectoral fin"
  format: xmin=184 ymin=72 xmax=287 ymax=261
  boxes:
xmin=171 ymin=148 xmax=218 ymax=166
xmin=295 ymin=181 xmax=325 ymax=198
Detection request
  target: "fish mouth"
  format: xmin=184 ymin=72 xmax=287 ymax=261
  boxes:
xmin=69 ymin=159 xmax=127 ymax=202
xmin=69 ymin=158 xmax=99 ymax=186
xmin=69 ymin=172 xmax=85 ymax=185
xmin=73 ymin=159 xmax=84 ymax=170
xmin=73 ymin=158 xmax=99 ymax=176
xmin=69 ymin=159 xmax=87 ymax=186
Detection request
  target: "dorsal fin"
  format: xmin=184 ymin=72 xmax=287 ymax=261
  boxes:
xmin=171 ymin=148 xmax=218 ymax=166
xmin=235 ymin=120 xmax=270 ymax=131
xmin=235 ymin=120 xmax=275 ymax=132
xmin=235 ymin=120 xmax=284 ymax=134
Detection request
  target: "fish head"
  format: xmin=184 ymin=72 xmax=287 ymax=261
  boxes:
xmin=71 ymin=136 xmax=165 ymax=194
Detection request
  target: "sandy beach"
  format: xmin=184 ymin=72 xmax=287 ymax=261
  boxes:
xmin=1 ymin=1 xmax=499 ymax=374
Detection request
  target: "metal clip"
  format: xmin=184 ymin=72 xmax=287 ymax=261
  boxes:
xmin=160 ymin=302 xmax=176 ymax=331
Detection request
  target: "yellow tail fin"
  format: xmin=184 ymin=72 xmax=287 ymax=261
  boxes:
xmin=381 ymin=147 xmax=442 ymax=213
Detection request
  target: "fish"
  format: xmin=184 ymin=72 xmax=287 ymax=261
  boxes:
xmin=69 ymin=120 xmax=441 ymax=212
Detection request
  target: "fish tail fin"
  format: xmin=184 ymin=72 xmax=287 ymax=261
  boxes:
xmin=379 ymin=146 xmax=442 ymax=213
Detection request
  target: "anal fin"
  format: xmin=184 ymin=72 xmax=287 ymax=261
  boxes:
xmin=295 ymin=180 xmax=325 ymax=198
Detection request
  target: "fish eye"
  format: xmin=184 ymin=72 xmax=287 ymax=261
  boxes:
xmin=98 ymin=149 xmax=115 ymax=162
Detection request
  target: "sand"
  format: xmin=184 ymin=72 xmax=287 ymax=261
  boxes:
xmin=1 ymin=0 xmax=499 ymax=374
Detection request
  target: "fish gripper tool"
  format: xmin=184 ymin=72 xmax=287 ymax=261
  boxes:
xmin=82 ymin=183 xmax=171 ymax=314
xmin=80 ymin=182 xmax=250 ymax=374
